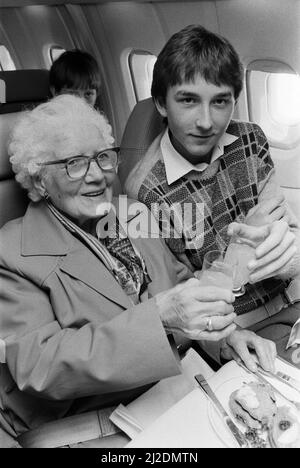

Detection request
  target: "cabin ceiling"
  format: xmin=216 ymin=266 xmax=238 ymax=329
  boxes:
xmin=1 ymin=0 xmax=214 ymax=7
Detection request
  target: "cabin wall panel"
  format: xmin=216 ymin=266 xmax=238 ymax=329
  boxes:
xmin=154 ymin=1 xmax=218 ymax=36
xmin=0 ymin=13 xmax=22 ymax=69
xmin=17 ymin=5 xmax=76 ymax=68
xmin=215 ymin=0 xmax=300 ymax=198
xmin=0 ymin=5 xmax=76 ymax=68
xmin=1 ymin=8 xmax=40 ymax=68
xmin=79 ymin=2 xmax=167 ymax=140
xmin=216 ymin=0 xmax=300 ymax=74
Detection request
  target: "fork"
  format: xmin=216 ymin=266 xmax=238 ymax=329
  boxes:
xmin=256 ymin=364 xmax=300 ymax=396
xmin=236 ymin=361 xmax=300 ymax=411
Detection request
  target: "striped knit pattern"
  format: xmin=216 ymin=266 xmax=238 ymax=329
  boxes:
xmin=136 ymin=120 xmax=287 ymax=314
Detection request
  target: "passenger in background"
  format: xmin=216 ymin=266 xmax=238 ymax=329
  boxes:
xmin=1 ymin=94 xmax=276 ymax=448
xmin=49 ymin=49 xmax=101 ymax=107
xmin=124 ymin=24 xmax=300 ymax=364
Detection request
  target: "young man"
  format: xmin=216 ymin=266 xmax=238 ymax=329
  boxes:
xmin=125 ymin=25 xmax=300 ymax=365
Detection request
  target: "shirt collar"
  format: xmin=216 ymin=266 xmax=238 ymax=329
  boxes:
xmin=161 ymin=128 xmax=238 ymax=185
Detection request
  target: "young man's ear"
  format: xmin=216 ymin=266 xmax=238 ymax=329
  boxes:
xmin=154 ymin=98 xmax=167 ymax=118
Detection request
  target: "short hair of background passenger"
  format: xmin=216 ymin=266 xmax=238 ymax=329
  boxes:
xmin=49 ymin=49 xmax=101 ymax=94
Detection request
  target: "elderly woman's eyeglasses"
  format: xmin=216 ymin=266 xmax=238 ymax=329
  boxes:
xmin=37 ymin=147 xmax=120 ymax=180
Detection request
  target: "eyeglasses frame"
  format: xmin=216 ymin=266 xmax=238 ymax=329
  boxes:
xmin=37 ymin=146 xmax=120 ymax=179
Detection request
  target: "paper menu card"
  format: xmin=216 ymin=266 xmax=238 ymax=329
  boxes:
xmin=109 ymin=348 xmax=214 ymax=440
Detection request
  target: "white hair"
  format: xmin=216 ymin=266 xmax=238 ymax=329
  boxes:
xmin=8 ymin=94 xmax=114 ymax=201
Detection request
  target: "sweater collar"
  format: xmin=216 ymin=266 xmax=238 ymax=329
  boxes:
xmin=161 ymin=128 xmax=238 ymax=185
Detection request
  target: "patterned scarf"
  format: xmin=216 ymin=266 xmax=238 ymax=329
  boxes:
xmin=47 ymin=202 xmax=150 ymax=305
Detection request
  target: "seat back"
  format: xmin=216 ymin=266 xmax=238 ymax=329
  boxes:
xmin=0 ymin=70 xmax=50 ymax=228
xmin=119 ymin=98 xmax=165 ymax=189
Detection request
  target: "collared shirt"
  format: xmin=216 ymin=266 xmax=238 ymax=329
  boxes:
xmin=161 ymin=128 xmax=238 ymax=185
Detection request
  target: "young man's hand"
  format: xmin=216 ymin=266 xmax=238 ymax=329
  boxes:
xmin=228 ymin=220 xmax=297 ymax=283
xmin=221 ymin=329 xmax=277 ymax=373
xmin=155 ymin=278 xmax=237 ymax=341
xmin=245 ymin=195 xmax=292 ymax=226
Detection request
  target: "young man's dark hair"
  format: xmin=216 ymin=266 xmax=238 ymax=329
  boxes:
xmin=49 ymin=49 xmax=101 ymax=107
xmin=151 ymin=24 xmax=244 ymax=105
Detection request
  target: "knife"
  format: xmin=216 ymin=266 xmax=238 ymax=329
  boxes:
xmin=194 ymin=374 xmax=248 ymax=448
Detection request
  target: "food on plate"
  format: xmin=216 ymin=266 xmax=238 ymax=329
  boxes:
xmin=244 ymin=427 xmax=267 ymax=449
xmin=270 ymin=406 xmax=300 ymax=448
xmin=229 ymin=381 xmax=277 ymax=430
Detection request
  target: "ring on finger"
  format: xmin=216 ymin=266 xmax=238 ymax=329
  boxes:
xmin=206 ymin=317 xmax=213 ymax=331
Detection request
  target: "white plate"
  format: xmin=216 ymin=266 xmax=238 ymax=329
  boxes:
xmin=207 ymin=374 xmax=300 ymax=448
xmin=207 ymin=375 xmax=254 ymax=448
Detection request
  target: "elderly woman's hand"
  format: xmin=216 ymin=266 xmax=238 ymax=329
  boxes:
xmin=155 ymin=278 xmax=237 ymax=341
xmin=220 ymin=329 xmax=277 ymax=373
xmin=228 ymin=220 xmax=297 ymax=283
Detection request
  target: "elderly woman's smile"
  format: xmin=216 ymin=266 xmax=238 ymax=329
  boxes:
xmin=43 ymin=158 xmax=115 ymax=226
xmin=82 ymin=189 xmax=106 ymax=197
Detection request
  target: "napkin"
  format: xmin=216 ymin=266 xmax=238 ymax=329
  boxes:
xmin=287 ymin=318 xmax=300 ymax=349
xmin=109 ymin=404 xmax=144 ymax=440
xmin=109 ymin=348 xmax=214 ymax=439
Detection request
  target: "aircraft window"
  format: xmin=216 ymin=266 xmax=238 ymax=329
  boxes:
xmin=49 ymin=46 xmax=66 ymax=64
xmin=246 ymin=62 xmax=300 ymax=150
xmin=0 ymin=45 xmax=16 ymax=71
xmin=128 ymin=51 xmax=157 ymax=102
xmin=267 ymin=74 xmax=300 ymax=126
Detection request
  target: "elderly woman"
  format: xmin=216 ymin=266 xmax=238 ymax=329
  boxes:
xmin=0 ymin=95 xmax=275 ymax=448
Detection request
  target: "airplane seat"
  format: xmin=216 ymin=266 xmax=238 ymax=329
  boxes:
xmin=0 ymin=69 xmax=50 ymax=228
xmin=119 ymin=97 xmax=165 ymax=190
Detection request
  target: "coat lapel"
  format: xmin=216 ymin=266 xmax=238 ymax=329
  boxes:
xmin=21 ymin=202 xmax=132 ymax=309
xmin=58 ymin=246 xmax=132 ymax=309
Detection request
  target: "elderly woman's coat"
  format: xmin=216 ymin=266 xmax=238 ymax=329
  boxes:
xmin=0 ymin=199 xmax=192 ymax=436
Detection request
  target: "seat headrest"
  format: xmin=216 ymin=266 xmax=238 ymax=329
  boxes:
xmin=0 ymin=69 xmax=50 ymax=114
xmin=119 ymin=98 xmax=166 ymax=188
